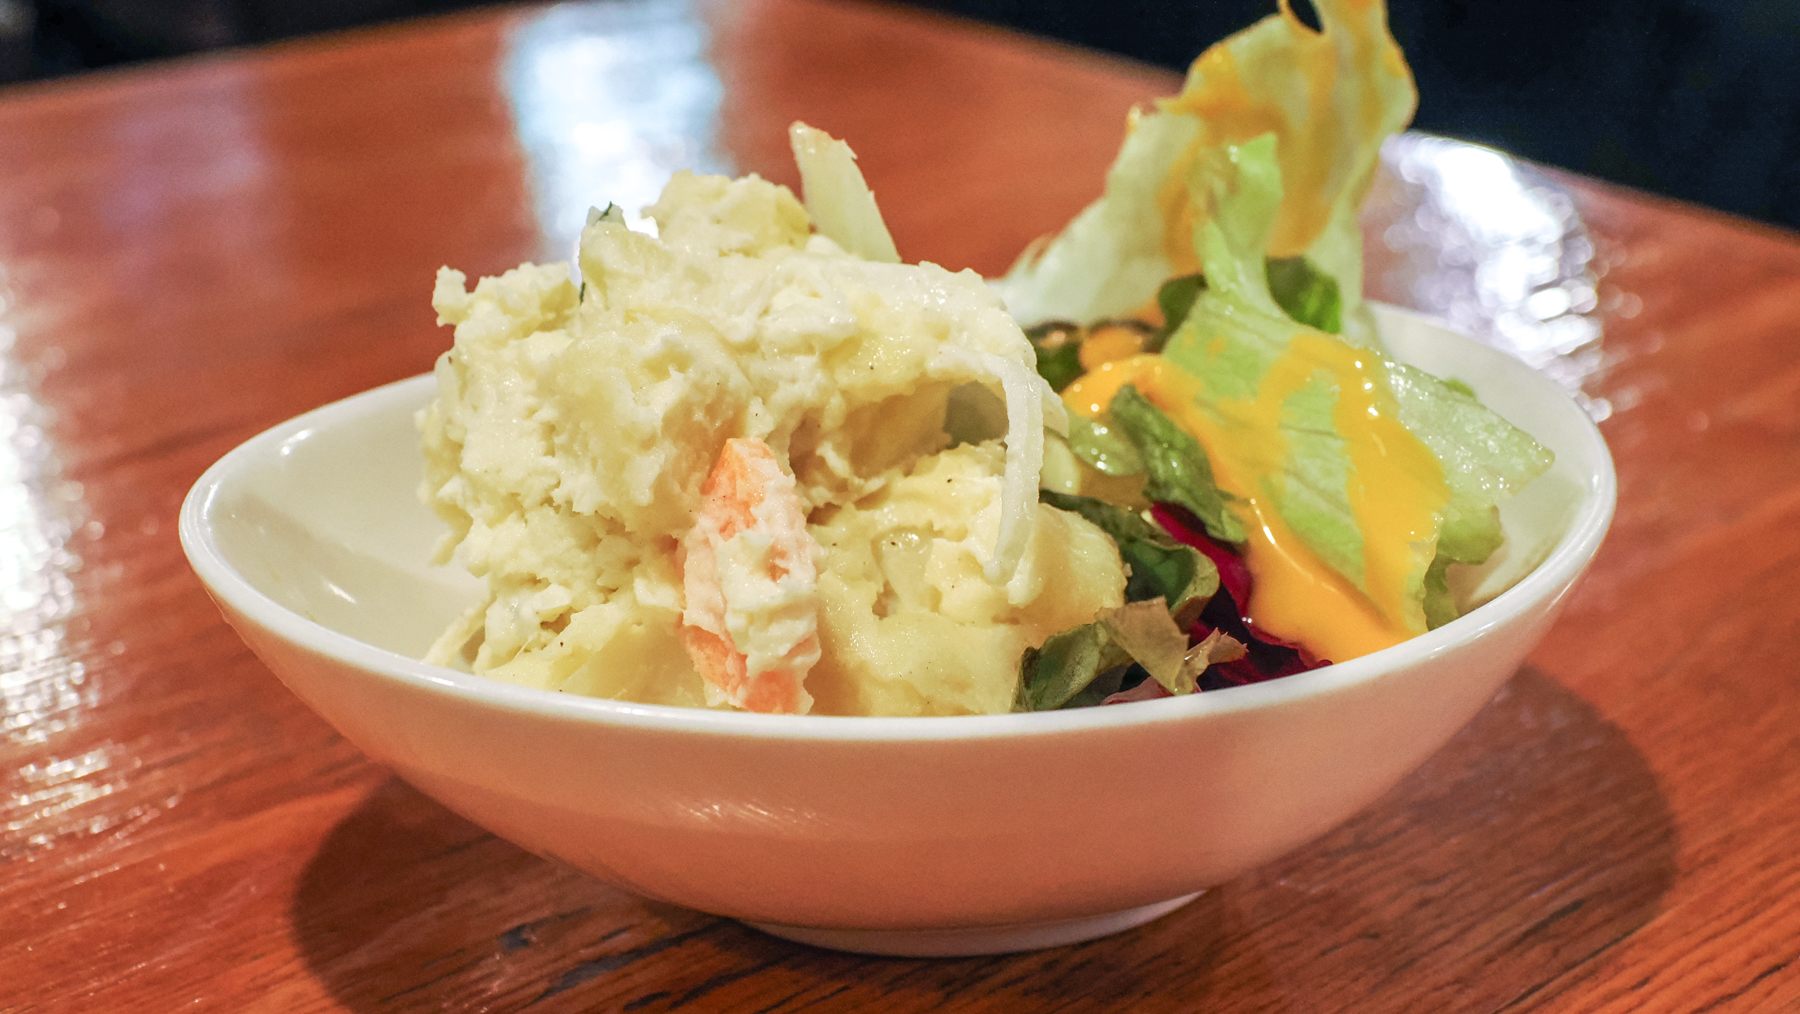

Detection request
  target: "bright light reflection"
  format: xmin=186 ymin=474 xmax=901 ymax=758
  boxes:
xmin=1369 ymin=135 xmax=1615 ymax=418
xmin=1427 ymin=145 xmax=1564 ymax=248
xmin=0 ymin=294 xmax=92 ymax=751
xmin=0 ymin=265 xmax=131 ymax=863
xmin=503 ymin=0 xmax=733 ymax=259
xmin=5 ymin=746 xmax=119 ymax=849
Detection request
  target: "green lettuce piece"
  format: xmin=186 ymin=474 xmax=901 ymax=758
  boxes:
xmin=1041 ymin=490 xmax=1217 ymax=617
xmin=1156 ymin=274 xmax=1206 ymax=340
xmin=1104 ymin=601 xmax=1200 ymax=693
xmin=1018 ymin=492 xmax=1225 ymax=710
xmin=1389 ymin=362 xmax=1551 ymax=624
xmin=1066 ymin=416 xmax=1144 ymax=477
xmin=1108 ymin=385 xmax=1245 ymax=544
xmin=1015 ymin=603 xmax=1199 ymax=710
xmin=1161 ymin=134 xmax=1552 ymax=632
xmin=1016 ymin=603 xmax=1248 ymax=710
xmin=1016 ymin=621 xmax=1131 ymax=710
xmin=1422 ymin=556 xmax=1457 ymax=630
xmin=1265 ymin=257 xmax=1343 ymax=333
xmin=1000 ymin=113 xmax=1204 ymax=324
xmin=1035 ymin=344 xmax=1083 ymax=392
xmin=1157 ymin=260 xmax=1343 ymax=344
xmin=998 ymin=0 xmax=1416 ymax=327
xmin=1303 ymin=201 xmax=1382 ymax=347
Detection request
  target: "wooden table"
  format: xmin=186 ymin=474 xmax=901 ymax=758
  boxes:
xmin=3 ymin=1 xmax=1796 ymax=1009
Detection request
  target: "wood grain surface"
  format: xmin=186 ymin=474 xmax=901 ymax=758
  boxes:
xmin=2 ymin=1 xmax=1797 ymax=1010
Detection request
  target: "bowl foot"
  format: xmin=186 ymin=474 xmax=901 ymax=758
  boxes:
xmin=743 ymin=892 xmax=1202 ymax=957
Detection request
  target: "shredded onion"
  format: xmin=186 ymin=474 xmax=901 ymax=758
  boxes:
xmin=935 ymin=348 xmax=1046 ymax=582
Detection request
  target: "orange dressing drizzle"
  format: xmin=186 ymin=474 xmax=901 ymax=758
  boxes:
xmin=1062 ymin=336 xmax=1447 ymax=662
xmin=1150 ymin=0 xmax=1410 ymax=265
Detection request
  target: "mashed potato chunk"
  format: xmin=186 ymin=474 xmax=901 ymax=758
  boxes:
xmin=810 ymin=444 xmax=1129 ymax=716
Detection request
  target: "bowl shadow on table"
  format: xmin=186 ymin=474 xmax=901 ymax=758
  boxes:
xmin=290 ymin=666 xmax=1676 ymax=1011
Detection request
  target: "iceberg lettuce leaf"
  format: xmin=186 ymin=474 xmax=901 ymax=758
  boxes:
xmin=1161 ymin=135 xmax=1552 ymax=633
xmin=1000 ymin=113 xmax=1203 ymax=324
xmin=999 ymin=0 xmax=1416 ymax=327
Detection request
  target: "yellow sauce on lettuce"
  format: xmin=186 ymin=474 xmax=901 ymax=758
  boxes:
xmin=1148 ymin=0 xmax=1415 ymax=268
xmin=1062 ymin=333 xmax=1448 ymax=662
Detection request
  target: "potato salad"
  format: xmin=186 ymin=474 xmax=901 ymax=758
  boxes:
xmin=419 ymin=126 xmax=1125 ymax=715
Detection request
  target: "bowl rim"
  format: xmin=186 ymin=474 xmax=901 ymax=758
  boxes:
xmin=179 ymin=309 xmax=1616 ymax=742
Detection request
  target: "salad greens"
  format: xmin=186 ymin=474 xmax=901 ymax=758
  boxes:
xmin=998 ymin=0 xmax=1417 ymax=336
xmin=1040 ymin=491 xmax=1216 ymax=617
xmin=1001 ymin=113 xmax=1205 ymax=324
xmin=1014 ymin=0 xmax=1555 ymax=708
xmin=1024 ymin=323 xmax=1086 ymax=392
xmin=1019 ymin=493 xmax=1234 ymax=710
xmin=1065 ymin=415 xmax=1144 ymax=477
xmin=1107 ymin=386 xmax=1244 ymax=545
xmin=1265 ymin=257 xmax=1343 ymax=335
xmin=1161 ymin=134 xmax=1552 ymax=632
xmin=1156 ymin=274 xmax=1205 ymax=340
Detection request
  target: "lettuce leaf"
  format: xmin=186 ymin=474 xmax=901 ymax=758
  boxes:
xmin=1000 ymin=113 xmax=1203 ymax=324
xmin=1018 ymin=491 xmax=1226 ymax=710
xmin=1023 ymin=322 xmax=1086 ymax=391
xmin=1157 ymin=273 xmax=1206 ymax=339
xmin=1108 ymin=385 xmax=1245 ymax=544
xmin=1016 ymin=603 xmax=1191 ymax=709
xmin=999 ymin=0 xmax=1416 ymax=329
xmin=1016 ymin=620 xmax=1132 ymax=710
xmin=1041 ymin=490 xmax=1217 ymax=617
xmin=1065 ymin=415 xmax=1144 ymax=477
xmin=1265 ymin=257 xmax=1343 ymax=334
xmin=1103 ymin=630 xmax=1249 ymax=705
xmin=1388 ymin=361 xmax=1552 ymax=624
xmin=1016 ymin=603 xmax=1247 ymax=710
xmin=1160 ymin=134 xmax=1553 ymax=632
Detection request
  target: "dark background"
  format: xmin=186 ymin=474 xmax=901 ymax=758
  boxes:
xmin=6 ymin=0 xmax=1798 ymax=231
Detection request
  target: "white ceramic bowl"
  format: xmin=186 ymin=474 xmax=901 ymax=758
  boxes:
xmin=179 ymin=306 xmax=1614 ymax=957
